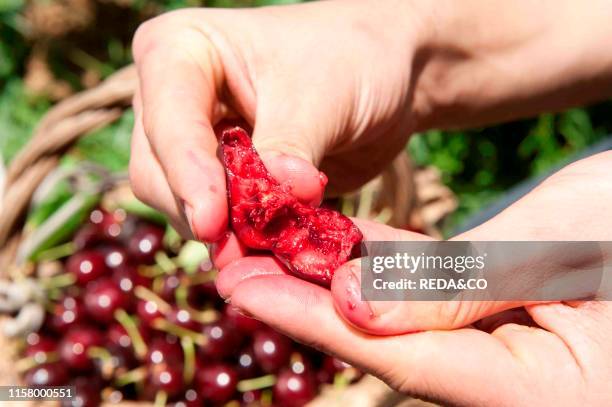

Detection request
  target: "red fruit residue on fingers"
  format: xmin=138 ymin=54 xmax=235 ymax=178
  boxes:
xmin=218 ymin=125 xmax=363 ymax=286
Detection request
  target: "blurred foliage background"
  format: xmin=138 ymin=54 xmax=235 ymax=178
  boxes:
xmin=1 ymin=0 xmax=611 ymax=235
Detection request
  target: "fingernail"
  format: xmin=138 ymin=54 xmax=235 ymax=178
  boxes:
xmin=184 ymin=203 xmax=197 ymax=238
xmin=319 ymin=172 xmax=328 ymax=187
xmin=343 ymin=266 xmax=374 ymax=318
xmin=344 ymin=265 xmax=397 ymax=319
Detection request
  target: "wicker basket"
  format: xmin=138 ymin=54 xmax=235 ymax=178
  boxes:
xmin=0 ymin=65 xmax=455 ymax=406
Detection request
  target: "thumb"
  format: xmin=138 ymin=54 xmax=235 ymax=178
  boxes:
xmin=331 ymin=222 xmax=525 ymax=335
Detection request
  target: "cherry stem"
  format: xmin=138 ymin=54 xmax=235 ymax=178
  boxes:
xmin=87 ymin=346 xmax=114 ymax=379
xmin=154 ymin=390 xmax=168 ymax=407
xmin=186 ymin=270 xmax=218 ymax=286
xmin=138 ymin=264 xmax=166 ymax=279
xmin=15 ymin=352 xmax=59 ymax=372
xmin=175 ymin=285 xmax=219 ymax=324
xmin=41 ymin=272 xmax=76 ymax=290
xmin=47 ymin=289 xmax=63 ymax=301
xmin=261 ymin=389 xmax=273 ymax=406
xmin=341 ymin=196 xmax=355 ymax=217
xmin=134 ymin=286 xmax=172 ymax=314
xmin=115 ymin=366 xmax=147 ymax=387
xmin=114 ymin=309 xmax=148 ymax=359
xmin=151 ymin=318 xmax=208 ymax=346
xmin=35 ymin=242 xmax=76 ymax=262
xmin=237 ymin=374 xmax=277 ymax=392
xmin=333 ymin=368 xmax=359 ymax=388
xmin=180 ymin=336 xmax=196 ymax=385
xmin=155 ymin=251 xmax=176 ymax=274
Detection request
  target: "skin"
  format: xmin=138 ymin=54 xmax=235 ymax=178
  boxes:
xmin=130 ymin=0 xmax=612 ymax=405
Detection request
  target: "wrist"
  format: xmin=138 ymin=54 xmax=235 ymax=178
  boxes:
xmin=410 ymin=0 xmax=612 ymax=131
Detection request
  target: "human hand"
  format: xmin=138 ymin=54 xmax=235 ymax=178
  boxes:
xmin=129 ymin=0 xmax=422 ymax=243
xmin=216 ymin=152 xmax=612 ymax=405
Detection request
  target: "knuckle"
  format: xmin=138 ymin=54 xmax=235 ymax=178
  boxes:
xmin=133 ymin=11 xmax=204 ymax=62
xmin=132 ymin=18 xmax=159 ymax=60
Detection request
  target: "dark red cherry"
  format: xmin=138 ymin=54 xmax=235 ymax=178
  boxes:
xmin=195 ymin=363 xmax=238 ymax=404
xmin=90 ymin=208 xmax=124 ymax=241
xmin=146 ymin=336 xmax=183 ymax=366
xmin=101 ymin=344 xmax=136 ymax=376
xmin=167 ymin=308 xmax=200 ymax=331
xmin=149 ymin=363 xmax=184 ymax=397
xmin=24 ymin=362 xmax=68 ymax=386
xmin=84 ymin=278 xmax=128 ymax=323
xmin=49 ymin=296 xmax=86 ymax=332
xmin=61 ymin=376 xmax=102 ymax=407
xmin=112 ymin=265 xmax=151 ymax=312
xmin=127 ymin=224 xmax=165 ymax=264
xmin=169 ymin=389 xmax=202 ymax=407
xmin=288 ymin=352 xmax=314 ymax=376
xmin=107 ymin=322 xmax=149 ymax=351
xmin=59 ymin=327 xmax=102 ymax=370
xmin=66 ymin=250 xmax=108 ymax=285
xmin=224 ymin=304 xmax=264 ymax=334
xmin=25 ymin=335 xmax=57 ymax=364
xmin=136 ymin=299 xmax=165 ymax=327
xmin=99 ymin=245 xmax=129 ymax=269
xmin=196 ymin=280 xmax=219 ymax=299
xmin=187 ymin=280 xmax=221 ymax=308
xmin=273 ymin=368 xmax=317 ymax=407
xmin=159 ymin=273 xmax=182 ymax=302
xmin=199 ymin=320 xmax=241 ymax=360
xmin=112 ymin=264 xmax=151 ymax=292
xmin=241 ymin=389 xmax=262 ymax=405
xmin=73 ymin=224 xmax=101 ymax=250
xmin=252 ymin=329 xmax=292 ymax=373
xmin=235 ymin=347 xmax=259 ymax=379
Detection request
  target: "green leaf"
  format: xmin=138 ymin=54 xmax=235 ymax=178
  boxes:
xmin=74 ymin=110 xmax=134 ymax=172
xmin=0 ymin=79 xmax=50 ymax=164
xmin=20 ymin=192 xmax=100 ymax=263
xmin=0 ymin=0 xmax=23 ymax=13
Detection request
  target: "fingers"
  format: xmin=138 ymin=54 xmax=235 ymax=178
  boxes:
xmin=215 ymin=255 xmax=288 ymax=299
xmin=210 ymin=231 xmax=248 ymax=270
xmin=134 ymin=37 xmax=228 ymax=242
xmin=251 ymin=72 xmax=334 ymax=206
xmin=527 ymin=302 xmax=612 ymax=374
xmin=330 ymin=221 xmax=527 ymax=334
xmin=332 ymin=258 xmax=526 ymax=334
xmin=130 ymin=92 xmax=193 ymax=238
xmin=228 ymin=273 xmax=520 ymax=405
xmin=260 ymin=152 xmax=326 ymax=206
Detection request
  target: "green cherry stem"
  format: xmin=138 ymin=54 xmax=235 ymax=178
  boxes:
xmin=180 ymin=336 xmax=196 ymax=385
xmin=237 ymin=374 xmax=277 ymax=393
xmin=114 ymin=309 xmax=148 ymax=359
xmin=134 ymin=286 xmax=172 ymax=314
xmin=151 ymin=318 xmax=208 ymax=347
xmin=115 ymin=366 xmax=147 ymax=387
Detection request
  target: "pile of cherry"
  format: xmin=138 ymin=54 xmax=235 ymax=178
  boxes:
xmin=20 ymin=208 xmax=360 ymax=406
